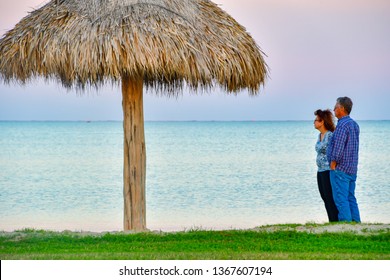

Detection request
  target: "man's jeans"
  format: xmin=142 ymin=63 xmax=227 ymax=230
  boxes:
xmin=330 ymin=170 xmax=361 ymax=222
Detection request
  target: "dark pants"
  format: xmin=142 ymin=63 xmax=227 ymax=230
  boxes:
xmin=317 ymin=171 xmax=339 ymax=222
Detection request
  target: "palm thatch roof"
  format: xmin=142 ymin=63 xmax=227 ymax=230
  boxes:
xmin=0 ymin=0 xmax=267 ymax=94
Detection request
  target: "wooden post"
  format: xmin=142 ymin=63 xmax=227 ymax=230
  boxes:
xmin=122 ymin=75 xmax=146 ymax=231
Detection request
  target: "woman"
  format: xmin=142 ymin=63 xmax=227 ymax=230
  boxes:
xmin=314 ymin=109 xmax=338 ymax=222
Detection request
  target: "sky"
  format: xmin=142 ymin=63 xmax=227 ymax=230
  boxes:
xmin=0 ymin=0 xmax=389 ymax=121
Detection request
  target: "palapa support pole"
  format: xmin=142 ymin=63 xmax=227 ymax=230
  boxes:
xmin=122 ymin=75 xmax=146 ymax=232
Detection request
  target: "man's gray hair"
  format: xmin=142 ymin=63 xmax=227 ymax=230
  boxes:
xmin=337 ymin=96 xmax=353 ymax=114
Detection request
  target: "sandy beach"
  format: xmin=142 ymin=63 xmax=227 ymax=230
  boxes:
xmin=253 ymin=223 xmax=390 ymax=235
xmin=1 ymin=223 xmax=389 ymax=238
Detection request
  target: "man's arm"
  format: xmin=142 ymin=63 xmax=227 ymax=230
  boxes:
xmin=329 ymin=125 xmax=348 ymax=168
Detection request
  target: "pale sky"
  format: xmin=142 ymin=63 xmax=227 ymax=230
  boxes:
xmin=0 ymin=0 xmax=389 ymax=121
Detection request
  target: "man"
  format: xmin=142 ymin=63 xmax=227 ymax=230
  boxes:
xmin=327 ymin=97 xmax=361 ymax=222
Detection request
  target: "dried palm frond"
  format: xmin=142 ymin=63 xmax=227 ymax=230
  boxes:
xmin=0 ymin=0 xmax=268 ymax=94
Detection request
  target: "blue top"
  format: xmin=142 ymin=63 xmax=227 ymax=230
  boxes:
xmin=327 ymin=116 xmax=360 ymax=175
xmin=315 ymin=131 xmax=333 ymax=172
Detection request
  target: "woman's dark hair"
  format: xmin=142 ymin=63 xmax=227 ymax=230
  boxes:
xmin=314 ymin=109 xmax=335 ymax=132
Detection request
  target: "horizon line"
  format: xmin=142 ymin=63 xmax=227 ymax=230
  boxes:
xmin=1 ymin=119 xmax=389 ymax=122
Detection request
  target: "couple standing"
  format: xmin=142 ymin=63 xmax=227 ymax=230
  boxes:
xmin=314 ymin=97 xmax=361 ymax=223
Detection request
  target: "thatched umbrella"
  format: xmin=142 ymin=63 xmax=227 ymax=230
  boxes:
xmin=0 ymin=0 xmax=268 ymax=231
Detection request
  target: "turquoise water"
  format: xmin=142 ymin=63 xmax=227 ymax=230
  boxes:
xmin=0 ymin=121 xmax=389 ymax=232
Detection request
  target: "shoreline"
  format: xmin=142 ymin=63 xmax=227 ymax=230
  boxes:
xmin=252 ymin=223 xmax=390 ymax=235
xmin=1 ymin=223 xmax=389 ymax=237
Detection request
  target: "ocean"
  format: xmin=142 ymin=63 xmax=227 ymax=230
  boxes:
xmin=0 ymin=121 xmax=389 ymax=232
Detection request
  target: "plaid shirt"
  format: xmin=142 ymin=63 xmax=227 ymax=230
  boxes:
xmin=327 ymin=116 xmax=360 ymax=175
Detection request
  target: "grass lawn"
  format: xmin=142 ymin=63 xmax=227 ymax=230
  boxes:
xmin=1 ymin=223 xmax=389 ymax=260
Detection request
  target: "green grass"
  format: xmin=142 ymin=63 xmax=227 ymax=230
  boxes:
xmin=1 ymin=225 xmax=389 ymax=260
